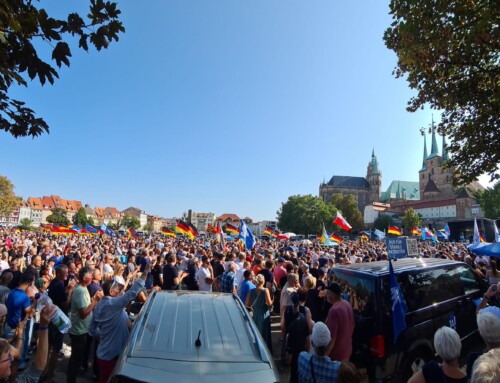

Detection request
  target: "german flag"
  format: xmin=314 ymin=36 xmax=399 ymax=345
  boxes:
xmin=127 ymin=227 xmax=137 ymax=238
xmin=264 ymin=227 xmax=272 ymax=236
xmin=226 ymin=223 xmax=240 ymax=235
xmin=360 ymin=233 xmax=370 ymax=242
xmin=388 ymin=226 xmax=402 ymax=236
xmin=272 ymin=230 xmax=279 ymax=238
xmin=316 ymin=235 xmax=322 ymax=240
xmin=175 ymin=220 xmax=190 ymax=235
xmin=480 ymin=235 xmax=487 ymax=243
xmin=330 ymin=234 xmax=343 ymax=243
xmin=187 ymin=223 xmax=199 ymax=240
xmin=161 ymin=227 xmax=176 ymax=238
xmin=412 ymin=227 xmax=422 ymax=236
xmin=52 ymin=224 xmax=70 ymax=234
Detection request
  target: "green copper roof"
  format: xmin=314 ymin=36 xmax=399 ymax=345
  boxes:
xmin=428 ymin=122 xmax=440 ymax=159
xmin=420 ymin=135 xmax=428 ymax=172
xmin=380 ymin=180 xmax=420 ymax=202
xmin=370 ymin=149 xmax=380 ymax=175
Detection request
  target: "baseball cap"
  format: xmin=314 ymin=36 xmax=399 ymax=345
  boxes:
xmin=311 ymin=322 xmax=331 ymax=348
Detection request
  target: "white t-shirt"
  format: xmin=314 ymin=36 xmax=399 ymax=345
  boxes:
xmin=196 ymin=267 xmax=212 ymax=292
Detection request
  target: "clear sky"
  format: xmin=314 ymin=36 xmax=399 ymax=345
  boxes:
xmin=0 ymin=1 xmax=490 ymax=221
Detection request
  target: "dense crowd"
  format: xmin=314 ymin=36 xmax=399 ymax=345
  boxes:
xmin=0 ymin=228 xmax=498 ymax=383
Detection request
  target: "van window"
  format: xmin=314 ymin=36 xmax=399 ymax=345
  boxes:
xmin=399 ymin=266 xmax=465 ymax=312
xmin=456 ymin=265 xmax=482 ymax=294
xmin=329 ymin=270 xmax=375 ymax=317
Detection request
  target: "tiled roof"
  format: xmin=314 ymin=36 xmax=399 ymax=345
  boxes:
xmin=28 ymin=197 xmax=43 ymax=209
xmin=41 ymin=196 xmax=55 ymax=209
xmin=94 ymin=207 xmax=106 ymax=218
xmin=105 ymin=207 xmax=121 ymax=216
xmin=218 ymin=213 xmax=240 ymax=221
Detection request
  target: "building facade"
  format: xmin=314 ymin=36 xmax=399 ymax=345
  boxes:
xmin=319 ymin=150 xmax=382 ymax=212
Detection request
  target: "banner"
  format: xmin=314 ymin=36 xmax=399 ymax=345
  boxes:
xmin=386 ymin=238 xmax=418 ymax=259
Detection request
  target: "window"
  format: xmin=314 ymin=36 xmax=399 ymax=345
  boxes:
xmin=330 ymin=270 xmax=375 ymax=317
xmin=397 ymin=266 xmax=465 ymax=312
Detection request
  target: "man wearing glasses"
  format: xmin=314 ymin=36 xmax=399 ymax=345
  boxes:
xmin=90 ymin=261 xmax=153 ymax=383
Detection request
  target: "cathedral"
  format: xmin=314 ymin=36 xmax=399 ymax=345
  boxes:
xmin=320 ymin=123 xmax=482 ymax=221
xmin=319 ymin=149 xmax=382 ymax=212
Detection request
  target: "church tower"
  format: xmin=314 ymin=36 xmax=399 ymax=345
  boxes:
xmin=366 ymin=149 xmax=382 ymax=203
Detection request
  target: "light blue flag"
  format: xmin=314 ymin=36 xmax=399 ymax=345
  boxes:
xmin=374 ymin=229 xmax=385 ymax=240
xmin=238 ymin=220 xmax=256 ymax=250
xmin=100 ymin=223 xmax=107 ymax=232
xmin=389 ymin=258 xmax=408 ymax=343
xmin=322 ymin=224 xmax=332 ymax=246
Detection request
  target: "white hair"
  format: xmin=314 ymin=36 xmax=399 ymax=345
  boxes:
xmin=471 ymin=348 xmax=500 ymax=383
xmin=477 ymin=312 xmax=500 ymax=347
xmin=434 ymin=326 xmax=461 ymax=363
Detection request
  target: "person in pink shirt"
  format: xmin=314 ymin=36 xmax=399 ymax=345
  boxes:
xmin=325 ymin=282 xmax=355 ymax=362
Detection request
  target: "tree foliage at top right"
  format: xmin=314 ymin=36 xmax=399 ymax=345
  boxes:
xmin=384 ymin=0 xmax=499 ymax=185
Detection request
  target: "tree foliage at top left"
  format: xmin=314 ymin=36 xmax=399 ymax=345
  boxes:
xmin=0 ymin=0 xmax=124 ymax=138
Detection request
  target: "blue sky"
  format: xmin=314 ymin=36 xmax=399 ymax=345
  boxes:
xmin=0 ymin=1 xmax=487 ymax=221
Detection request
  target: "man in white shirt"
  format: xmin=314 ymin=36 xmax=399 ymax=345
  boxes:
xmin=196 ymin=256 xmax=213 ymax=292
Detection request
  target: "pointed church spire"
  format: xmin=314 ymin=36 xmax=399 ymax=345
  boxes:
xmin=369 ymin=149 xmax=379 ymax=175
xmin=420 ymin=134 xmax=428 ymax=171
xmin=429 ymin=116 xmax=440 ymax=158
xmin=442 ymin=134 xmax=448 ymax=161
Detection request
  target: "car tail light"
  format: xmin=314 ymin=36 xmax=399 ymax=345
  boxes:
xmin=370 ymin=335 xmax=385 ymax=358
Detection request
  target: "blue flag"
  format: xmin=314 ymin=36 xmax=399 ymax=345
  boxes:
xmin=106 ymin=227 xmax=116 ymax=238
xmin=238 ymin=220 xmax=256 ymax=250
xmin=85 ymin=224 xmax=98 ymax=234
xmin=71 ymin=225 xmax=81 ymax=233
xmin=389 ymin=258 xmax=407 ymax=342
xmin=100 ymin=223 xmax=107 ymax=232
xmin=374 ymin=229 xmax=385 ymax=240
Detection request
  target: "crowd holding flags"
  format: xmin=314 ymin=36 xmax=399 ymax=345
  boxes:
xmin=187 ymin=223 xmax=199 ymax=240
xmin=126 ymin=227 xmax=137 ymax=238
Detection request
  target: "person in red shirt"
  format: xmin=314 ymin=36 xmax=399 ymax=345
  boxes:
xmin=324 ymin=283 xmax=355 ymax=361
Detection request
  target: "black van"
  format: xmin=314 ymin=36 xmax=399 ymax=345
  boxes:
xmin=329 ymin=258 xmax=488 ymax=383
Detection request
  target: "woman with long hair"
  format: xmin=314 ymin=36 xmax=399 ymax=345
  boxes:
xmin=246 ymin=274 xmax=273 ymax=352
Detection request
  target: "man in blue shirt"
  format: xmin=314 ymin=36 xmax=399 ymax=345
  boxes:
xmin=90 ymin=261 xmax=152 ymax=383
xmin=239 ymin=270 xmax=255 ymax=303
xmin=219 ymin=262 xmax=237 ymax=294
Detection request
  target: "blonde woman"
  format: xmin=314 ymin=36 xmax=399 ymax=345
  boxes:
xmin=246 ymin=273 xmax=273 ymax=352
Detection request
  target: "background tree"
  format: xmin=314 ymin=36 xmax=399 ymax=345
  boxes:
xmin=401 ymin=208 xmax=422 ymax=235
xmin=19 ymin=218 xmax=31 ymax=230
xmin=143 ymin=223 xmax=154 ymax=232
xmin=0 ymin=176 xmax=21 ymax=217
xmin=327 ymin=194 xmax=364 ymax=231
xmin=277 ymin=195 xmax=336 ymax=235
xmin=374 ymin=214 xmax=393 ymax=232
xmin=72 ymin=207 xmax=92 ymax=226
xmin=476 ymin=182 xmax=500 ymax=219
xmin=384 ymin=0 xmax=499 ymax=184
xmin=121 ymin=214 xmax=140 ymax=230
xmin=46 ymin=207 xmax=69 ymax=226
xmin=0 ymin=0 xmax=124 ymax=138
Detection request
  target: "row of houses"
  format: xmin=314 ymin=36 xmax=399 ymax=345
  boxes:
xmin=0 ymin=197 xmax=277 ymax=235
xmin=0 ymin=194 xmax=151 ymax=229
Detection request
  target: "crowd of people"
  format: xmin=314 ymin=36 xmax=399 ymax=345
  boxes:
xmin=0 ymin=227 xmax=498 ymax=383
